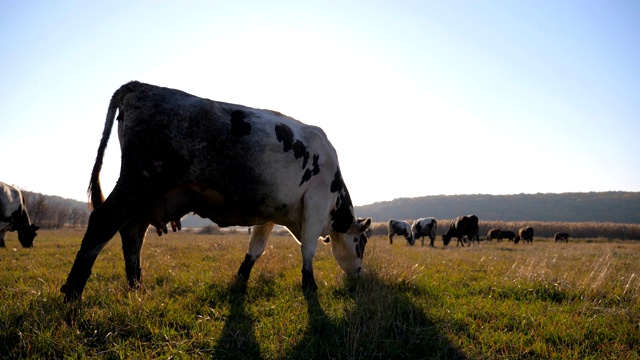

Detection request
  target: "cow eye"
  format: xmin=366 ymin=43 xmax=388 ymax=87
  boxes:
xmin=353 ymin=237 xmax=359 ymax=243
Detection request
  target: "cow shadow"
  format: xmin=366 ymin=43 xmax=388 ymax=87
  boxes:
xmin=207 ymin=272 xmax=468 ymax=359
xmin=285 ymin=273 xmax=469 ymax=359
xmin=205 ymin=277 xmax=269 ymax=359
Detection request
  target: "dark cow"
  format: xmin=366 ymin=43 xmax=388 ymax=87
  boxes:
xmin=514 ymin=226 xmax=534 ymax=244
xmin=554 ymin=232 xmax=570 ymax=243
xmin=442 ymin=214 xmax=479 ymax=247
xmin=1 ymin=182 xmax=39 ymax=248
xmin=486 ymin=228 xmax=502 ymax=242
xmin=61 ymin=81 xmax=371 ymax=302
xmin=411 ymin=217 xmax=437 ymax=247
xmin=387 ymin=219 xmax=414 ymax=245
xmin=500 ymin=230 xmax=516 ymax=242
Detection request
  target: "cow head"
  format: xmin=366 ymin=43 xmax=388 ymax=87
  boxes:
xmin=442 ymin=234 xmax=451 ymax=246
xmin=328 ymin=217 xmax=371 ymax=276
xmin=405 ymin=232 xmax=415 ymax=245
xmin=18 ymin=224 xmax=39 ymax=248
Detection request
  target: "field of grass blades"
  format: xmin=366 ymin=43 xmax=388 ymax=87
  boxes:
xmin=0 ymin=229 xmax=638 ymax=358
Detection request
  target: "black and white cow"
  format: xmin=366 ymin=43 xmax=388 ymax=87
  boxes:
xmin=500 ymin=230 xmax=516 ymax=242
xmin=514 ymin=226 xmax=534 ymax=244
xmin=554 ymin=232 xmax=569 ymax=243
xmin=61 ymin=81 xmax=371 ymax=302
xmin=486 ymin=228 xmax=502 ymax=242
xmin=411 ymin=217 xmax=437 ymax=247
xmin=442 ymin=214 xmax=479 ymax=247
xmin=0 ymin=182 xmax=39 ymax=248
xmin=387 ymin=219 xmax=414 ymax=245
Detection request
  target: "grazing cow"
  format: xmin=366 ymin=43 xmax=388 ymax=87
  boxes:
xmin=411 ymin=217 xmax=437 ymax=247
xmin=500 ymin=230 xmax=516 ymax=242
xmin=486 ymin=228 xmax=502 ymax=242
xmin=554 ymin=232 xmax=570 ymax=243
xmin=514 ymin=226 xmax=534 ymax=244
xmin=61 ymin=81 xmax=371 ymax=302
xmin=0 ymin=182 xmax=39 ymax=248
xmin=387 ymin=219 xmax=414 ymax=245
xmin=442 ymin=214 xmax=479 ymax=247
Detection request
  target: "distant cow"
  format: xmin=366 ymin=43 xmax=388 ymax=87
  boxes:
xmin=412 ymin=217 xmax=437 ymax=247
xmin=500 ymin=230 xmax=516 ymax=242
xmin=387 ymin=220 xmax=414 ymax=245
xmin=61 ymin=81 xmax=371 ymax=303
xmin=0 ymin=182 xmax=39 ymax=248
xmin=442 ymin=214 xmax=479 ymax=247
xmin=514 ymin=226 xmax=534 ymax=244
xmin=554 ymin=232 xmax=570 ymax=243
xmin=486 ymin=228 xmax=502 ymax=242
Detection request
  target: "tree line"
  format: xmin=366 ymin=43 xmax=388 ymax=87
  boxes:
xmin=357 ymin=192 xmax=640 ymax=224
xmin=22 ymin=192 xmax=89 ymax=229
xmin=18 ymin=190 xmax=640 ymax=239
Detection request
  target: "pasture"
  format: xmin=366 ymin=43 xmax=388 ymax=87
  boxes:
xmin=1 ymin=228 xmax=638 ymax=359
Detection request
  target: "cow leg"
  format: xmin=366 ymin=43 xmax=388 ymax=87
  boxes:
xmin=299 ymin=214 xmax=329 ymax=292
xmin=300 ymin=233 xmax=320 ymax=292
xmin=421 ymin=236 xmax=424 ymax=246
xmin=388 ymin=233 xmax=393 ymax=244
xmin=0 ymin=229 xmax=6 ymax=248
xmin=236 ymin=222 xmax=275 ymax=283
xmin=119 ymin=218 xmax=149 ymax=289
xmin=61 ymin=191 xmax=139 ymax=303
xmin=429 ymin=235 xmax=435 ymax=248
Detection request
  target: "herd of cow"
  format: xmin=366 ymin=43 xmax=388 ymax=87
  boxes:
xmin=388 ymin=216 xmax=569 ymax=247
xmin=0 ymin=82 xmax=569 ymax=305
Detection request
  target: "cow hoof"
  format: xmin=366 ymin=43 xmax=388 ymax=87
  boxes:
xmin=127 ymin=279 xmax=143 ymax=290
xmin=61 ymin=284 xmax=80 ymax=303
xmin=230 ymin=275 xmax=248 ymax=294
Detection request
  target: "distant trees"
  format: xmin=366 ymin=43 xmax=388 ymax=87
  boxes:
xmin=358 ymin=192 xmax=640 ymax=224
xmin=22 ymin=192 xmax=89 ymax=229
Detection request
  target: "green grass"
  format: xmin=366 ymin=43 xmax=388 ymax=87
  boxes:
xmin=1 ymin=229 xmax=639 ymax=359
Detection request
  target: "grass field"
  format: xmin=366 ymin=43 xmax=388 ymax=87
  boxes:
xmin=1 ymin=228 xmax=639 ymax=359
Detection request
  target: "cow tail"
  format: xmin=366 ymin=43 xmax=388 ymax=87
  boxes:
xmin=88 ymin=81 xmax=143 ymax=209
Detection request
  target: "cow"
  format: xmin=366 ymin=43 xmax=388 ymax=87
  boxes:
xmin=486 ymin=228 xmax=502 ymax=242
xmin=387 ymin=219 xmax=414 ymax=245
xmin=442 ymin=214 xmax=479 ymax=247
xmin=500 ymin=230 xmax=516 ymax=242
xmin=554 ymin=232 xmax=570 ymax=243
xmin=61 ymin=81 xmax=372 ymax=303
xmin=514 ymin=226 xmax=534 ymax=244
xmin=411 ymin=217 xmax=437 ymax=247
xmin=0 ymin=182 xmax=39 ymax=248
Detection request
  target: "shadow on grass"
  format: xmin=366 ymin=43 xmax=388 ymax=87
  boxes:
xmin=288 ymin=273 xmax=468 ymax=359
xmin=210 ymin=271 xmax=468 ymax=359
xmin=207 ymin=279 xmax=263 ymax=359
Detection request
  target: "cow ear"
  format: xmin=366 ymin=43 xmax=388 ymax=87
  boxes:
xmin=322 ymin=236 xmax=331 ymax=243
xmin=358 ymin=218 xmax=372 ymax=232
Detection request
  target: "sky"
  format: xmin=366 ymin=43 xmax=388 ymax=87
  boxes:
xmin=1 ymin=1 xmax=639 ymax=207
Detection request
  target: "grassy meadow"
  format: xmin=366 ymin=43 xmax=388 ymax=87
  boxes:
xmin=1 ymin=228 xmax=639 ymax=359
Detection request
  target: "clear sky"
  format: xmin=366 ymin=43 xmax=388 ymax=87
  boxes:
xmin=1 ymin=1 xmax=639 ymax=207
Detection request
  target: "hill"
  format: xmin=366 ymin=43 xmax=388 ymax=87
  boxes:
xmin=356 ymin=192 xmax=640 ymax=224
xmin=20 ymin=191 xmax=640 ymax=228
